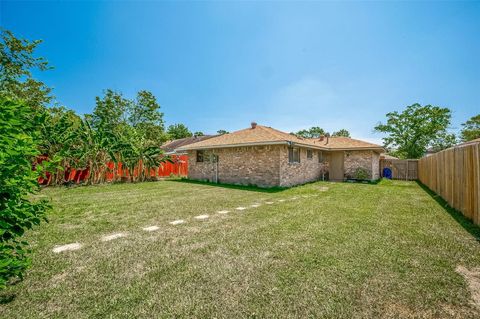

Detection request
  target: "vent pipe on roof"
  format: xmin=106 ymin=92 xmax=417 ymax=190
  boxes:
xmin=251 ymin=122 xmax=257 ymax=129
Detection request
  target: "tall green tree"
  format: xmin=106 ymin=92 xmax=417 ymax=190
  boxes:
xmin=332 ymin=129 xmax=351 ymax=137
xmin=0 ymin=29 xmax=52 ymax=110
xmin=295 ymin=126 xmax=327 ymax=138
xmin=167 ymin=123 xmax=192 ymax=140
xmin=127 ymin=90 xmax=167 ymax=145
xmin=0 ymin=98 xmax=49 ymax=289
xmin=460 ymin=114 xmax=480 ymax=142
xmin=217 ymin=129 xmax=229 ymax=135
xmin=374 ymin=103 xmax=453 ymax=159
xmin=91 ymin=89 xmax=130 ymax=135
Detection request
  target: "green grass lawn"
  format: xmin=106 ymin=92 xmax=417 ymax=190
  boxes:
xmin=1 ymin=179 xmax=480 ymax=318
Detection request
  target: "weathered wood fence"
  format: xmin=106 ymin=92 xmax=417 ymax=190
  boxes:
xmin=418 ymin=141 xmax=480 ymax=225
xmin=380 ymin=159 xmax=418 ymax=180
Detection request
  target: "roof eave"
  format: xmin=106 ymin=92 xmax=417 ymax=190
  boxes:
xmin=176 ymin=140 xmax=290 ymax=151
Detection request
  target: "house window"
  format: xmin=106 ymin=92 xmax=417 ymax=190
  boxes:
xmin=307 ymin=149 xmax=313 ymax=159
xmin=196 ymin=150 xmax=204 ymax=162
xmin=288 ymin=147 xmax=300 ymax=163
xmin=318 ymin=151 xmax=325 ymax=163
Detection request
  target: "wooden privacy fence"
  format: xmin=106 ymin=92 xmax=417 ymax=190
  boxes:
xmin=380 ymin=159 xmax=418 ymax=180
xmin=418 ymin=142 xmax=480 ymax=225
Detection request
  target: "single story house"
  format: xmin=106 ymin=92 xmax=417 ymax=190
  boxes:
xmin=176 ymin=123 xmax=384 ymax=187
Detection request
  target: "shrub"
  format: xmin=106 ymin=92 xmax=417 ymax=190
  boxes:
xmin=354 ymin=167 xmax=369 ymax=180
xmin=0 ymin=98 xmax=49 ymax=289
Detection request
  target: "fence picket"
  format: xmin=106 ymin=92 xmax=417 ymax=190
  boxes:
xmin=418 ymin=141 xmax=480 ymax=225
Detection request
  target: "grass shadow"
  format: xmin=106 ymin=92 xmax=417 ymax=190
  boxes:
xmin=0 ymin=292 xmax=16 ymax=304
xmin=417 ymin=181 xmax=480 ymax=242
xmin=171 ymin=178 xmax=287 ymax=193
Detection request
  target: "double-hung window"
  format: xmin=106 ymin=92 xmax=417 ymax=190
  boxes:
xmin=307 ymin=149 xmax=313 ymax=160
xmin=318 ymin=151 xmax=325 ymax=163
xmin=196 ymin=150 xmax=204 ymax=162
xmin=288 ymin=147 xmax=300 ymax=163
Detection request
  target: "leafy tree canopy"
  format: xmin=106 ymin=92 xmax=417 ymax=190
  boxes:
xmin=460 ymin=114 xmax=480 ymax=142
xmin=0 ymin=29 xmax=52 ymax=110
xmin=217 ymin=129 xmax=229 ymax=135
xmin=294 ymin=126 xmax=327 ymax=138
xmin=167 ymin=123 xmax=192 ymax=140
xmin=127 ymin=90 xmax=167 ymax=146
xmin=91 ymin=89 xmax=130 ymax=134
xmin=332 ymin=129 xmax=351 ymax=137
xmin=194 ymin=131 xmax=204 ymax=136
xmin=374 ymin=103 xmax=453 ymax=159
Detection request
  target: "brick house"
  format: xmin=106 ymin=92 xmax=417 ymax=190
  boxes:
xmin=176 ymin=123 xmax=383 ymax=187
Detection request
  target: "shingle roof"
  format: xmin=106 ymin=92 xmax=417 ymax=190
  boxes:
xmin=162 ymin=135 xmax=217 ymax=153
xmin=176 ymin=125 xmax=383 ymax=152
xmin=310 ymin=136 xmax=384 ymax=150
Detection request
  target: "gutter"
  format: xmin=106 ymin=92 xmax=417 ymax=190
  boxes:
xmin=176 ymin=140 xmax=383 ymax=153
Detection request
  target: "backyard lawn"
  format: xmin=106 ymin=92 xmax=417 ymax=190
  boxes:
xmin=1 ymin=179 xmax=480 ymax=318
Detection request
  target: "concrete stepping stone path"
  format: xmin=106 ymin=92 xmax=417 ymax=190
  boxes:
xmin=265 ymin=201 xmax=274 ymax=205
xmin=217 ymin=210 xmax=230 ymax=214
xmin=250 ymin=204 xmax=261 ymax=208
xmin=194 ymin=214 xmax=209 ymax=220
xmin=236 ymin=207 xmax=247 ymax=211
xmin=53 ymin=243 xmax=82 ymax=253
xmin=142 ymin=226 xmax=159 ymax=232
xmin=169 ymin=219 xmax=185 ymax=225
xmin=101 ymin=233 xmax=127 ymax=242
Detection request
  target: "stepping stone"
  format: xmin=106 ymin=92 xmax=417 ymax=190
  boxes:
xmin=290 ymin=197 xmax=298 ymax=200
xmin=236 ymin=207 xmax=247 ymax=211
xmin=302 ymin=195 xmax=309 ymax=198
xmin=169 ymin=219 xmax=185 ymax=225
xmin=265 ymin=201 xmax=274 ymax=205
xmin=143 ymin=226 xmax=159 ymax=232
xmin=217 ymin=210 xmax=230 ymax=214
xmin=278 ymin=199 xmax=285 ymax=202
xmin=194 ymin=214 xmax=209 ymax=220
xmin=250 ymin=204 xmax=261 ymax=208
xmin=53 ymin=243 xmax=82 ymax=253
xmin=101 ymin=233 xmax=127 ymax=242
xmin=319 ymin=187 xmax=329 ymax=192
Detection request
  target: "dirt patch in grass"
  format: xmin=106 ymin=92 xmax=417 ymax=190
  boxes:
xmin=456 ymin=265 xmax=480 ymax=308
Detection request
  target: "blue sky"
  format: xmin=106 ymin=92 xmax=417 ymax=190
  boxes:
xmin=1 ymin=1 xmax=479 ymax=143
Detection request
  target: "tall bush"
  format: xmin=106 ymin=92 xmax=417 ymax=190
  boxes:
xmin=0 ymin=98 xmax=49 ymax=289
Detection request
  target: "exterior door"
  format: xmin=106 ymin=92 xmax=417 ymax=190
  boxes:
xmin=329 ymin=151 xmax=344 ymax=181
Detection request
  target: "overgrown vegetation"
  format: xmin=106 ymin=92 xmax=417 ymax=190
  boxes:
xmin=0 ymin=98 xmax=49 ymax=289
xmin=0 ymin=29 xmax=176 ymax=186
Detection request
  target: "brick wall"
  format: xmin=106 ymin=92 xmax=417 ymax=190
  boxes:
xmin=343 ymin=150 xmax=380 ymax=180
xmin=187 ymin=146 xmax=380 ymax=187
xmin=279 ymin=146 xmax=327 ymax=187
xmin=187 ymin=145 xmax=281 ymax=187
xmin=371 ymin=152 xmax=380 ymax=179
